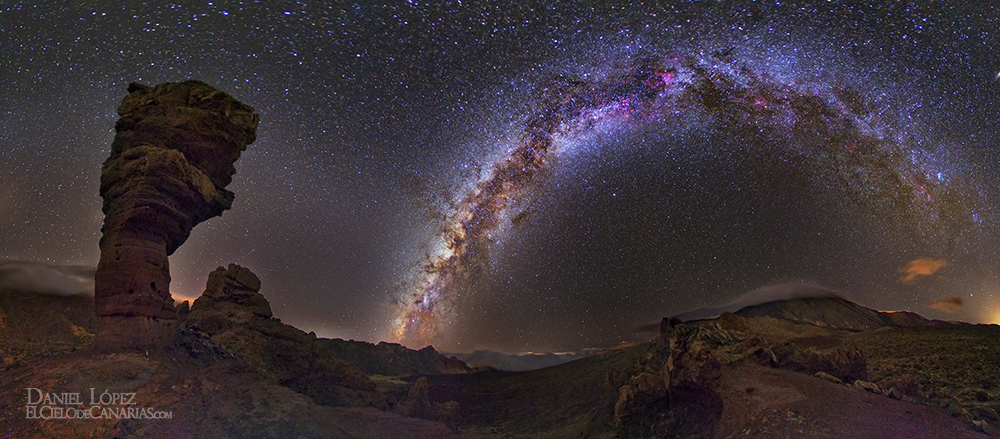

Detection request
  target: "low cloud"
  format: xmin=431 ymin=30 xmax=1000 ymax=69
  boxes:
xmin=0 ymin=260 xmax=95 ymax=296
xmin=927 ymin=297 xmax=962 ymax=313
xmin=898 ymin=258 xmax=947 ymax=285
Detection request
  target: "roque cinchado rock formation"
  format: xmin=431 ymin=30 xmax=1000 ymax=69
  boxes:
xmin=95 ymin=81 xmax=258 ymax=326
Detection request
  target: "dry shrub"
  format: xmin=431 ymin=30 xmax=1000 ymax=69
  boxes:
xmin=881 ymin=373 xmax=922 ymax=399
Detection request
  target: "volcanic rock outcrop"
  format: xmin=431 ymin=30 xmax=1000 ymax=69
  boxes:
xmin=607 ymin=311 xmax=870 ymax=437
xmin=607 ymin=317 xmax=725 ymax=438
xmin=183 ymin=264 xmax=385 ymax=408
xmin=95 ymin=80 xmax=259 ymax=320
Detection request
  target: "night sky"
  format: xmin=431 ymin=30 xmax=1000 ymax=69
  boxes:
xmin=3 ymin=1 xmax=1000 ymax=353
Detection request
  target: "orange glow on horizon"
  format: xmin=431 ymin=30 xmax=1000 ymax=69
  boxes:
xmin=990 ymin=308 xmax=1000 ymax=325
xmin=172 ymin=292 xmax=198 ymax=305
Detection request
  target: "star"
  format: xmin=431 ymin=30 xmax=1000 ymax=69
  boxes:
xmin=2 ymin=2 xmax=998 ymax=353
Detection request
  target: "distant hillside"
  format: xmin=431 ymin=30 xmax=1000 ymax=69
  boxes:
xmin=0 ymin=290 xmax=97 ymax=367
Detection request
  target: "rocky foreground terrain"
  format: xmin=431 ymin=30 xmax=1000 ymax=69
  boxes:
xmin=0 ymin=275 xmax=997 ymax=438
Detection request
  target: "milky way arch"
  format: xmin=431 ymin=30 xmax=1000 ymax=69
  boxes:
xmin=392 ymin=50 xmax=976 ymax=344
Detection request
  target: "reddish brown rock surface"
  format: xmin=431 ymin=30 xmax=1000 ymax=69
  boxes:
xmin=95 ymin=80 xmax=258 ymax=319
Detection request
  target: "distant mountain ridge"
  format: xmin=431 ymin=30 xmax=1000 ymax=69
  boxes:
xmin=448 ymin=350 xmax=593 ymax=372
xmin=320 ymin=338 xmax=471 ymax=376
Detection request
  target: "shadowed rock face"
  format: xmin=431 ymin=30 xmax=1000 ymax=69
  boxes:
xmin=95 ymin=80 xmax=258 ymax=319
xmin=184 ymin=264 xmax=387 ymax=409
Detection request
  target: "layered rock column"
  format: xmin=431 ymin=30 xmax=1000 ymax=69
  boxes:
xmin=95 ymin=80 xmax=259 ymax=319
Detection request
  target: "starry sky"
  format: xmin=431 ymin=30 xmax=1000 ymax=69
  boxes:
xmin=2 ymin=1 xmax=1000 ymax=353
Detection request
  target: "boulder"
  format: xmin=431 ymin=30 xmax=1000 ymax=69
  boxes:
xmin=716 ymin=311 xmax=754 ymax=333
xmin=193 ymin=264 xmax=272 ymax=319
xmin=398 ymin=376 xmax=432 ymax=419
xmin=395 ymin=377 xmax=460 ymax=429
xmin=853 ymin=380 xmax=884 ymax=395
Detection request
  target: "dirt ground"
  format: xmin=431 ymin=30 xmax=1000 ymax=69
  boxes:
xmin=714 ymin=363 xmax=990 ymax=439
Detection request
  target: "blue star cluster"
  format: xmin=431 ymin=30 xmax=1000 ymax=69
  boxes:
xmin=2 ymin=1 xmax=999 ymax=353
